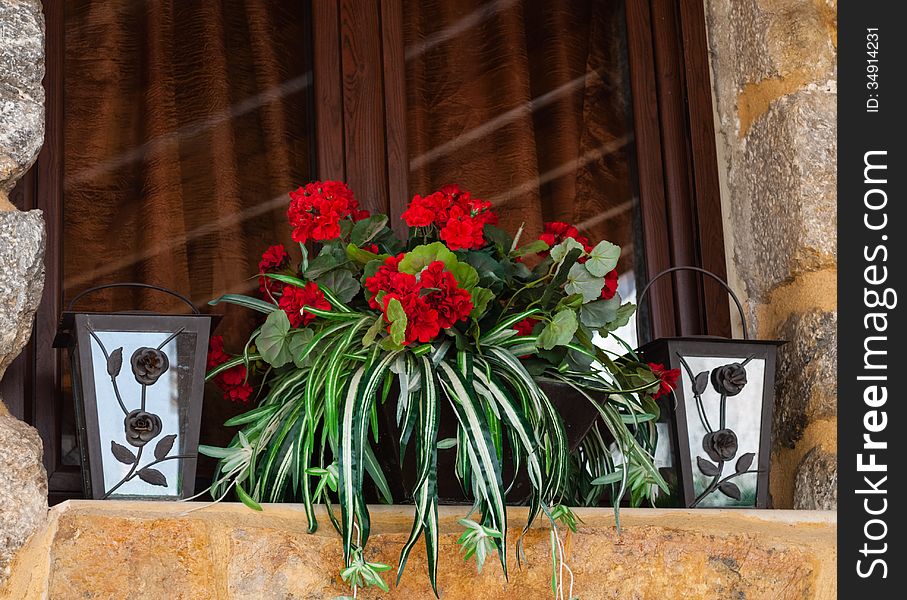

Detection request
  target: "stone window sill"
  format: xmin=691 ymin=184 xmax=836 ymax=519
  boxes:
xmin=5 ymin=500 xmax=836 ymax=599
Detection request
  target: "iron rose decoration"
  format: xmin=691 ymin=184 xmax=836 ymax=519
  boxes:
xmin=702 ymin=429 xmax=738 ymax=462
xmin=124 ymin=409 xmax=163 ymax=447
xmin=710 ymin=362 xmax=747 ymax=396
xmin=131 ymin=347 xmax=169 ymax=385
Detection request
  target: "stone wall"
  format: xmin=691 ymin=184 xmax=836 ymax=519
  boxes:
xmin=3 ymin=502 xmax=837 ymax=599
xmin=0 ymin=0 xmax=48 ymax=587
xmin=704 ymin=0 xmax=837 ymax=509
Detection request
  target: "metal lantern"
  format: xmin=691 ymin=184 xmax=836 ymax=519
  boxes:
xmin=54 ymin=284 xmax=212 ymax=500
xmin=636 ymin=267 xmax=784 ymax=509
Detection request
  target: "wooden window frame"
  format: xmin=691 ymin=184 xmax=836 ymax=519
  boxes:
xmin=6 ymin=0 xmax=728 ymax=501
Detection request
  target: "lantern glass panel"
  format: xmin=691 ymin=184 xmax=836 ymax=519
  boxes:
xmin=86 ymin=329 xmax=199 ymax=498
xmin=66 ymin=312 xmax=208 ymax=500
xmin=678 ymin=354 xmax=765 ymax=507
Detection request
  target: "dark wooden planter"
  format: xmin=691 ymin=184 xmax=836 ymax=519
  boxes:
xmin=368 ymin=379 xmax=601 ymax=505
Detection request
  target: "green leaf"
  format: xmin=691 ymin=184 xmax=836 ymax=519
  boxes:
xmin=198 ymin=444 xmax=233 ymax=459
xmin=346 ymin=243 xmax=388 ymax=266
xmin=579 ymin=296 xmax=621 ymax=327
xmin=287 ymin=328 xmax=315 ymax=368
xmin=398 ymin=242 xmax=458 ymax=274
xmin=549 ymin=237 xmax=585 ymax=264
xmin=209 ymin=294 xmax=277 ymax=314
xmin=469 ymin=287 xmax=494 ymax=319
xmin=223 ymin=404 xmax=279 ymax=427
xmin=463 ymin=251 xmax=509 ymax=292
xmin=539 ymin=248 xmax=582 ymax=308
xmin=339 ymin=353 xmax=400 ymax=566
xmin=536 ymin=309 xmax=578 ymax=350
xmin=304 ymin=253 xmax=341 ymax=279
xmin=555 ymin=293 xmax=584 ymax=312
xmin=236 ymin=482 xmax=263 ymax=511
xmin=449 ymin=261 xmax=480 ymax=291
xmin=437 ymin=437 xmax=457 ymax=449
xmin=483 ymin=224 xmax=513 ymax=253
xmin=438 ymin=359 xmax=507 ymax=574
xmin=316 ymin=269 xmax=359 ymax=303
xmin=591 ymin=470 xmax=625 ymax=486
xmin=364 ymin=442 xmax=394 ymax=505
xmin=600 ymin=302 xmax=636 ymax=333
xmin=350 ymin=214 xmax=388 ymax=246
xmin=396 ymin=357 xmax=440 ymax=593
xmin=362 ymin=316 xmax=386 ymax=347
xmin=564 ymin=262 xmax=605 ymax=302
xmin=385 ymin=298 xmax=408 ymax=346
xmin=584 ymin=240 xmax=620 ymax=277
xmin=206 ymin=354 xmax=261 ymax=380
xmin=255 ymin=310 xmax=293 ymax=367
xmin=510 ymin=239 xmax=549 ymax=258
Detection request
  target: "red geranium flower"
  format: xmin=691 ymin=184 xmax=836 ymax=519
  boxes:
xmin=600 ymin=269 xmax=619 ymax=300
xmin=278 ymin=282 xmax=331 ymax=328
xmin=512 ymin=317 xmax=538 ymax=336
xmin=539 ymin=221 xmax=592 ymax=256
xmin=401 ymin=198 xmax=436 ymax=227
xmin=206 ymin=336 xmax=254 ymax=404
xmin=401 ymin=185 xmax=497 ymax=250
xmin=648 ymin=362 xmax=681 ymax=400
xmin=206 ymin=335 xmax=229 ymax=369
xmin=258 ymin=244 xmax=290 ymax=296
xmin=439 ymin=216 xmax=485 ymax=251
xmin=287 ymin=181 xmax=364 ymax=244
xmin=365 ymin=256 xmax=473 ymax=344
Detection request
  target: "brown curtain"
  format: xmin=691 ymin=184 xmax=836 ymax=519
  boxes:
xmin=62 ymin=0 xmax=313 ymax=460
xmin=404 ymin=0 xmax=637 ymax=268
xmin=63 ymin=0 xmax=312 ymax=326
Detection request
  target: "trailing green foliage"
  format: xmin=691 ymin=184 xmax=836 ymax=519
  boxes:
xmin=203 ymin=185 xmax=673 ymax=598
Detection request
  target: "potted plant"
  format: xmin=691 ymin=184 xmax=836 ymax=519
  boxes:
xmin=202 ymin=181 xmax=676 ymax=597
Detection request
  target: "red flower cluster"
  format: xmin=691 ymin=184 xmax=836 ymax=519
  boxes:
xmin=647 ymin=362 xmax=681 ymax=400
xmin=258 ymin=244 xmax=290 ymax=296
xmin=601 ymin=268 xmax=619 ymax=300
xmin=365 ymin=255 xmax=473 ymax=344
xmin=539 ymin=222 xmax=593 ymax=256
xmin=207 ymin=336 xmax=253 ymax=404
xmin=401 ymin=184 xmax=498 ymax=250
xmin=512 ymin=317 xmax=538 ymax=336
xmin=278 ymin=282 xmax=331 ymax=328
xmin=287 ymin=181 xmax=370 ymax=244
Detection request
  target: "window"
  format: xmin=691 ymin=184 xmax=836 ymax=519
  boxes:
xmin=6 ymin=0 xmax=728 ymax=501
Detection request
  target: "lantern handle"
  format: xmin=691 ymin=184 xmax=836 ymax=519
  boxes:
xmin=635 ymin=266 xmax=749 ymax=341
xmin=67 ymin=283 xmax=201 ymax=315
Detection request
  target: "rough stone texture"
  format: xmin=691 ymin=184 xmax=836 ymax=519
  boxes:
xmin=3 ymin=502 xmax=837 ymax=599
xmin=0 ymin=415 xmax=46 ymax=587
xmin=793 ymin=448 xmax=837 ymax=511
xmin=0 ymin=210 xmax=47 ymax=588
xmin=773 ymin=310 xmax=837 ymax=450
xmin=0 ymin=0 xmax=45 ymax=196
xmin=706 ymin=0 xmax=838 ymax=509
xmin=0 ymin=210 xmax=45 ymax=381
xmin=734 ymin=89 xmax=836 ymax=301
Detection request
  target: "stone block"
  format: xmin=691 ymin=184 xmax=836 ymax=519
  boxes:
xmin=794 ymin=447 xmax=837 ymax=511
xmin=0 ymin=210 xmax=45 ymax=379
xmin=731 ymin=89 xmax=836 ymax=300
xmin=4 ymin=502 xmax=837 ymax=599
xmin=0 ymin=414 xmax=46 ymax=586
xmin=773 ymin=310 xmax=837 ymax=450
xmin=0 ymin=0 xmax=44 ymax=194
xmin=0 ymin=210 xmax=47 ymax=588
